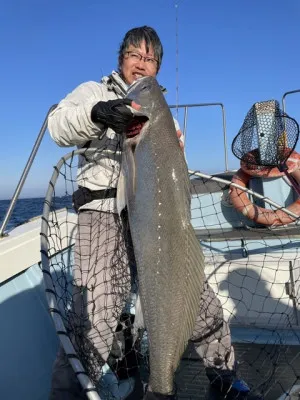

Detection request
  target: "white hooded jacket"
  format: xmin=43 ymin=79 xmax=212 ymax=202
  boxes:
xmin=48 ymin=71 xmax=182 ymax=213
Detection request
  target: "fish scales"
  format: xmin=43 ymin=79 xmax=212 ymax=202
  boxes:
xmin=122 ymin=77 xmax=206 ymax=397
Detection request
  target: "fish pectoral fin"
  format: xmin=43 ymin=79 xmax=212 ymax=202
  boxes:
xmin=117 ymin=138 xmax=137 ymax=215
xmin=116 ymin=139 xmax=137 ymax=215
xmin=133 ymin=293 xmax=145 ymax=333
xmin=122 ymin=139 xmax=137 ymax=207
xmin=116 ymin=168 xmax=126 ymax=216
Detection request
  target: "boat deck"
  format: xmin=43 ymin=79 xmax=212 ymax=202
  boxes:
xmin=128 ymin=339 xmax=300 ymax=399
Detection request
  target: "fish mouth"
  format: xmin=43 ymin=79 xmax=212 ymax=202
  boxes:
xmin=126 ymin=116 xmax=149 ymax=138
xmin=127 ymin=75 xmax=150 ymax=91
xmin=132 ymin=72 xmax=145 ymax=81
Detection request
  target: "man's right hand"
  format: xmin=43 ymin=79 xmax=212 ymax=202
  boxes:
xmin=91 ymin=99 xmax=140 ymax=134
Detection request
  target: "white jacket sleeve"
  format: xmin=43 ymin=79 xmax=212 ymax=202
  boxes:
xmin=48 ymin=81 xmax=110 ymax=147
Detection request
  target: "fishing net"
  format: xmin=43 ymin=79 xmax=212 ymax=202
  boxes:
xmin=41 ymin=127 xmax=300 ymax=400
xmin=186 ymin=171 xmax=300 ymax=399
xmin=231 ymin=100 xmax=299 ymax=170
xmin=41 ymin=142 xmax=141 ymax=399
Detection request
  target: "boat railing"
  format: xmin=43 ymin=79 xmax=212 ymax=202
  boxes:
xmin=282 ymin=89 xmax=300 ymax=113
xmin=2 ymin=91 xmax=299 ymax=237
xmin=0 ymin=101 xmax=228 ymax=237
xmin=0 ymin=105 xmax=57 ymax=237
xmin=169 ymin=102 xmax=228 ymax=171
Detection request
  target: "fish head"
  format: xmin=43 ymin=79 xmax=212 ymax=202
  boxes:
xmin=127 ymin=76 xmax=166 ymax=118
xmin=125 ymin=76 xmax=168 ymax=139
xmin=118 ymin=77 xmax=167 ymax=213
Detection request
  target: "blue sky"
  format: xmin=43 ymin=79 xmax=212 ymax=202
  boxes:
xmin=1 ymin=0 xmax=300 ymax=199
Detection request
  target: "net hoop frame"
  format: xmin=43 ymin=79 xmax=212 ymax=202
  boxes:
xmin=39 ymin=148 xmax=117 ymax=400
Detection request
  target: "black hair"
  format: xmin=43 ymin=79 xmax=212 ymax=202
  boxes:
xmin=118 ymin=26 xmax=163 ymax=72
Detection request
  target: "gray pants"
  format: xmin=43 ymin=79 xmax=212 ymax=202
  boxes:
xmin=49 ymin=210 xmax=234 ymax=399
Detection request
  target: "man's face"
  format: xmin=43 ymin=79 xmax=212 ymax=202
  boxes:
xmin=120 ymin=40 xmax=158 ymax=85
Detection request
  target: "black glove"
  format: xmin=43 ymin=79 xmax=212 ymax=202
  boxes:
xmin=91 ymin=98 xmax=134 ymax=134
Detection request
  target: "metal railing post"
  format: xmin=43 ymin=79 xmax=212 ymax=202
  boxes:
xmin=0 ymin=104 xmax=57 ymax=237
xmin=282 ymin=89 xmax=300 ymax=114
xmin=169 ymin=102 xmax=228 ymax=171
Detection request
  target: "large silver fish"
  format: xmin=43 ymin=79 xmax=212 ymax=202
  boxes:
xmin=118 ymin=76 xmax=205 ymax=398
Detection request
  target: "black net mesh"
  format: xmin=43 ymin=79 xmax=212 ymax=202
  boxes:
xmin=42 ymin=141 xmax=142 ymax=395
xmin=231 ymin=100 xmax=299 ymax=168
xmin=42 ymin=145 xmax=300 ymax=400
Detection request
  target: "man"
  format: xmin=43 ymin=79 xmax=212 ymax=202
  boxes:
xmin=48 ymin=26 xmax=261 ymax=400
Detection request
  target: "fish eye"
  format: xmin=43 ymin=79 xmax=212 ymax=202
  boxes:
xmin=141 ymin=85 xmax=149 ymax=92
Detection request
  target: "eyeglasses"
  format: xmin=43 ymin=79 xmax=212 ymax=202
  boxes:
xmin=124 ymin=51 xmax=158 ymax=67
